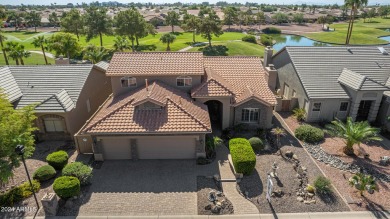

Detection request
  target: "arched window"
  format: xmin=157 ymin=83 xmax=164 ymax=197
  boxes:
xmin=176 ymin=76 xmax=192 ymax=87
xmin=121 ymin=77 xmax=137 ymax=87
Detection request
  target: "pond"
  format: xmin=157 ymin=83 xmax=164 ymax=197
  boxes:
xmin=379 ymin=36 xmax=390 ymax=43
xmin=270 ymin=34 xmax=329 ymax=51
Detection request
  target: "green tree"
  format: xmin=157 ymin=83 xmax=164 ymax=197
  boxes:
xmin=349 ymin=173 xmax=377 ymax=196
xmin=292 ymin=13 xmax=304 ymax=24
xmin=113 ymin=36 xmax=130 ymax=52
xmin=159 ymin=33 xmax=176 ymax=51
xmin=255 ymin=11 xmax=265 ymax=31
xmin=0 ymin=9 xmax=9 ymax=65
xmin=361 ymin=11 xmax=368 ymax=22
xmin=26 ymin=11 xmax=41 ymax=32
xmin=32 ymin=36 xmax=48 ymax=65
xmin=181 ymin=14 xmax=200 ymax=43
xmin=344 ymin=0 xmax=368 ymax=45
xmin=4 ymin=42 xmax=30 ymax=65
xmin=367 ymin=8 xmax=376 ymax=21
xmin=47 ymin=32 xmax=81 ymax=59
xmin=199 ymin=12 xmax=223 ymax=46
xmin=165 ymin=11 xmax=180 ymax=33
xmin=7 ymin=11 xmax=24 ymax=31
xmin=223 ymin=7 xmax=238 ymax=30
xmin=378 ymin=6 xmax=389 ymax=18
xmin=84 ymin=6 xmax=113 ymax=47
xmin=272 ymin=12 xmax=288 ymax=24
xmin=317 ymin=16 xmax=328 ymax=29
xmin=83 ymin=44 xmax=109 ymax=63
xmin=0 ymin=92 xmax=36 ymax=184
xmin=49 ymin=12 xmax=59 ymax=30
xmin=326 ymin=117 xmax=382 ymax=155
xmin=60 ymin=8 xmax=84 ymax=40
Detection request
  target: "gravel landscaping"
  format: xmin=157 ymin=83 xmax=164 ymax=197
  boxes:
xmin=197 ymin=176 xmax=234 ymax=215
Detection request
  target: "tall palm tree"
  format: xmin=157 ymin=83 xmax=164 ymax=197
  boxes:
xmin=19 ymin=49 xmax=31 ymax=65
xmin=345 ymin=0 xmax=368 ymax=45
xmin=0 ymin=30 xmax=8 ymax=65
xmin=159 ymin=33 xmax=176 ymax=51
xmin=32 ymin=36 xmax=48 ymax=65
xmin=271 ymin=127 xmax=286 ymax=153
xmin=4 ymin=41 xmax=19 ymax=65
xmin=326 ymin=117 xmax=381 ymax=155
xmin=113 ymin=36 xmax=130 ymax=52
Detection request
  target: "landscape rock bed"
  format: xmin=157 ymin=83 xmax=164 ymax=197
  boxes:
xmin=197 ymin=176 xmax=234 ymax=215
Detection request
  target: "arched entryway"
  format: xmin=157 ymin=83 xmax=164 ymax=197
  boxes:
xmin=205 ymin=100 xmax=223 ymax=131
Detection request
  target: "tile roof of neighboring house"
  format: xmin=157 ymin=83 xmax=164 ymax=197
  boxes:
xmin=274 ymin=46 xmax=390 ymax=99
xmin=204 ymin=56 xmax=277 ymax=106
xmin=338 ymin=68 xmax=389 ymax=91
xmin=191 ymin=68 xmax=234 ymax=97
xmin=0 ymin=67 xmax=23 ymax=102
xmin=106 ymin=52 xmax=204 ymax=76
xmin=0 ymin=64 xmax=106 ymax=112
xmin=94 ymin=61 xmax=110 ymax=71
xmin=81 ymin=81 xmax=211 ymax=134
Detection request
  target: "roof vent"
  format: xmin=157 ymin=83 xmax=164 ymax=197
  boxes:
xmin=347 ymin=48 xmax=353 ymax=54
xmin=378 ymin=47 xmax=388 ymax=55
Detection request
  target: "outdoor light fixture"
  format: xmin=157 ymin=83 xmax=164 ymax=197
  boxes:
xmin=15 ymin=145 xmax=40 ymax=210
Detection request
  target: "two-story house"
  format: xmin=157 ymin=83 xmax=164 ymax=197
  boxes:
xmin=75 ymin=52 xmax=276 ymax=160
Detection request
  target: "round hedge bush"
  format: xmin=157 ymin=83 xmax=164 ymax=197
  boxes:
xmin=53 ymin=176 xmax=80 ymax=199
xmin=46 ymin=150 xmax=68 ymax=170
xmin=62 ymin=162 xmax=92 ymax=186
xmin=295 ymin=125 xmax=324 ymax=143
xmin=33 ymin=165 xmax=56 ymax=182
xmin=248 ymin=137 xmax=264 ymax=151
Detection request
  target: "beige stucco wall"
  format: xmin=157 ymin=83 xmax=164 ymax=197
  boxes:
xmin=306 ymin=98 xmax=351 ymax=122
xmin=111 ymin=75 xmax=202 ymax=96
xmin=377 ymin=96 xmax=390 ymax=130
xmin=234 ymin=99 xmax=273 ymax=129
xmin=35 ymin=112 xmax=71 ymax=141
xmin=196 ymin=97 xmax=231 ymax=129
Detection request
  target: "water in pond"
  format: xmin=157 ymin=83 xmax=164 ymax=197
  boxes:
xmin=379 ymin=36 xmax=390 ymax=43
xmin=270 ymin=34 xmax=329 ymax=51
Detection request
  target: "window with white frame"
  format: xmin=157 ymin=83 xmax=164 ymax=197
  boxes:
xmin=176 ymin=76 xmax=192 ymax=87
xmin=339 ymin=102 xmax=349 ymax=112
xmin=44 ymin=118 xmax=65 ymax=132
xmin=312 ymin=102 xmax=322 ymax=112
xmin=241 ymin=108 xmax=259 ymax=123
xmin=120 ymin=77 xmax=137 ymax=87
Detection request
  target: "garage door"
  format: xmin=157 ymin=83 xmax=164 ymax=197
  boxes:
xmin=101 ymin=138 xmax=132 ymax=160
xmin=138 ymin=137 xmax=196 ymax=159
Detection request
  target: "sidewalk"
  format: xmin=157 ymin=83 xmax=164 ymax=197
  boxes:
xmin=25 ymin=211 xmax=390 ymax=219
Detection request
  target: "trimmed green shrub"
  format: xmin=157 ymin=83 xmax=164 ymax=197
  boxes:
xmin=201 ymin=45 xmax=228 ymax=56
xmin=242 ymin=35 xmax=257 ymax=44
xmin=19 ymin=180 xmax=40 ymax=198
xmin=46 ymin=150 xmax=69 ymax=170
xmin=33 ymin=165 xmax=57 ymax=182
xmin=292 ymin=108 xmax=306 ymax=122
xmin=314 ymin=176 xmax=332 ymax=194
xmin=260 ymin=34 xmax=273 ymax=47
xmin=229 ymin=138 xmax=256 ymax=175
xmin=62 ymin=162 xmax=93 ymax=185
xmin=262 ymin=27 xmax=281 ymax=34
xmin=248 ymin=137 xmax=264 ymax=151
xmin=295 ymin=125 xmax=324 ymax=143
xmin=53 ymin=176 xmax=80 ymax=199
xmin=0 ymin=180 xmax=40 ymax=206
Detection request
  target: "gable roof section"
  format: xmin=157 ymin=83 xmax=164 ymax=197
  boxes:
xmin=106 ymin=52 xmax=204 ymax=76
xmin=0 ymin=67 xmax=23 ymax=102
xmin=94 ymin=61 xmax=109 ymax=71
xmin=7 ymin=65 xmax=94 ymax=112
xmin=191 ymin=68 xmax=234 ymax=97
xmin=81 ymin=81 xmax=211 ymax=134
xmin=275 ymin=46 xmax=390 ymax=99
xmin=204 ymin=56 xmax=277 ymax=106
xmin=338 ymin=68 xmax=389 ymax=91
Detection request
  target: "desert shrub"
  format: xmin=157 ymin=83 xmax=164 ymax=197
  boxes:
xmin=62 ymin=162 xmax=93 ymax=186
xmin=0 ymin=180 xmax=40 ymax=206
xmin=229 ymin=138 xmax=256 ymax=175
xmin=248 ymin=137 xmax=264 ymax=151
xmin=295 ymin=125 xmax=324 ymax=143
xmin=292 ymin=108 xmax=306 ymax=122
xmin=46 ymin=150 xmax=69 ymax=170
xmin=33 ymin=165 xmax=57 ymax=182
xmin=201 ymin=45 xmax=228 ymax=56
xmin=314 ymin=176 xmax=332 ymax=194
xmin=260 ymin=34 xmax=273 ymax=46
xmin=214 ymin=136 xmax=223 ymax=147
xmin=307 ymin=184 xmax=315 ymax=193
xmin=53 ymin=176 xmax=80 ymax=199
xmin=242 ymin=35 xmax=257 ymax=44
xmin=262 ymin=27 xmax=281 ymax=34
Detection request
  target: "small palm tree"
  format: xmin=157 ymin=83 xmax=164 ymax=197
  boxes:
xmin=271 ymin=127 xmax=286 ymax=152
xmin=5 ymin=41 xmax=28 ymax=65
xmin=32 ymin=36 xmax=48 ymax=65
xmin=20 ymin=49 xmax=31 ymax=65
xmin=160 ymin=33 xmax=176 ymax=51
xmin=292 ymin=108 xmax=306 ymax=122
xmin=83 ymin=45 xmax=109 ymax=64
xmin=349 ymin=173 xmax=377 ymax=196
xmin=326 ymin=117 xmax=381 ymax=155
xmin=113 ymin=36 xmax=130 ymax=52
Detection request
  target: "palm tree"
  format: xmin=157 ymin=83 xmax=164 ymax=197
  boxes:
xmin=326 ymin=117 xmax=381 ymax=155
xmin=83 ymin=45 xmax=109 ymax=64
xmin=159 ymin=33 xmax=176 ymax=51
xmin=0 ymin=30 xmax=9 ymax=65
xmin=113 ymin=36 xmax=130 ymax=52
xmin=4 ymin=41 xmax=20 ymax=65
xmin=32 ymin=36 xmax=48 ymax=65
xmin=271 ymin=127 xmax=286 ymax=152
xmin=349 ymin=173 xmax=377 ymax=196
xmin=345 ymin=0 xmax=368 ymax=45
xmin=19 ymin=49 xmax=31 ymax=65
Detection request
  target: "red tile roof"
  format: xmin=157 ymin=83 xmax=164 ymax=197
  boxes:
xmin=191 ymin=68 xmax=234 ymax=97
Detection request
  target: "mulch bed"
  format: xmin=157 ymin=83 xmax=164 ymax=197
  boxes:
xmin=197 ymin=176 xmax=234 ymax=215
xmin=279 ymin=112 xmax=390 ymax=211
xmin=238 ymin=145 xmax=349 ymax=213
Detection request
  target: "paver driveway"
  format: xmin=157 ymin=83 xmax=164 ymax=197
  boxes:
xmin=76 ymin=160 xmax=202 ymax=216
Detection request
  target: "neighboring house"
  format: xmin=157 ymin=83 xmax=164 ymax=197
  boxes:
xmin=0 ymin=62 xmax=112 ymax=142
xmin=75 ymin=52 xmax=276 ymax=160
xmin=270 ymin=46 xmax=390 ymax=123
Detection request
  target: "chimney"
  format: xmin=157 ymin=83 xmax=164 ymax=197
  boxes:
xmin=265 ymin=64 xmax=278 ymax=91
xmin=145 ymin=79 xmax=149 ymax=91
xmin=55 ymin=55 xmax=70 ymax=65
xmin=263 ymin=46 xmax=273 ymax=67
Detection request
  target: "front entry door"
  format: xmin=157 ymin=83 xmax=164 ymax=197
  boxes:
xmin=356 ymin=100 xmax=372 ymax=121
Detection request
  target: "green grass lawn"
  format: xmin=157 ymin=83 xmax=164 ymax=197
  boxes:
xmin=189 ymin=41 xmax=265 ymax=57
xmin=304 ymin=17 xmax=390 ymax=45
xmin=0 ymin=53 xmax=54 ymax=66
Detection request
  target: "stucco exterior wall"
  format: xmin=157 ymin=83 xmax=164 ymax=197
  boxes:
xmin=196 ymin=97 xmax=231 ymax=129
xmin=344 ymin=88 xmax=384 ymax=122
xmin=111 ymin=75 xmax=202 ymax=96
xmin=306 ymin=98 xmax=351 ymax=122
xmin=377 ymin=96 xmax=390 ymax=130
xmin=35 ymin=112 xmax=71 ymax=141
xmin=234 ymin=99 xmax=273 ymax=129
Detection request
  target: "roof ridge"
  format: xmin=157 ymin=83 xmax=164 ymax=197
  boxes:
xmin=54 ymin=89 xmax=74 ymax=111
